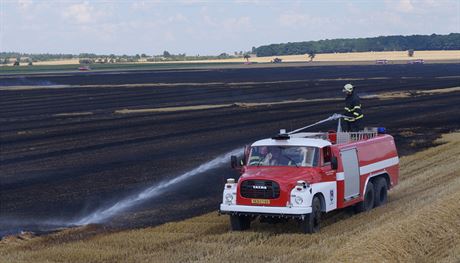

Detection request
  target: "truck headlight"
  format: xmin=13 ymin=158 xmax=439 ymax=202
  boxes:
xmin=225 ymin=193 xmax=233 ymax=203
xmin=295 ymin=196 xmax=303 ymax=205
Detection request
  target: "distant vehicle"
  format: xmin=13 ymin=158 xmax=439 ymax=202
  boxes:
xmin=408 ymin=59 xmax=424 ymax=64
xmin=272 ymin=58 xmax=282 ymax=63
xmin=78 ymin=65 xmax=91 ymax=71
xmin=375 ymin=59 xmax=389 ymax=65
xmin=220 ymin=115 xmax=400 ymax=233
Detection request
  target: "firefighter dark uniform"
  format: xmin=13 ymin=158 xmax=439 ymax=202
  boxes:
xmin=343 ymin=84 xmax=363 ymax=132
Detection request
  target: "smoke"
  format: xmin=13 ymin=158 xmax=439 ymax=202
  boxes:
xmin=0 ymin=218 xmax=74 ymax=238
xmin=72 ymin=148 xmax=242 ymax=225
xmin=0 ymin=77 xmax=57 ymax=86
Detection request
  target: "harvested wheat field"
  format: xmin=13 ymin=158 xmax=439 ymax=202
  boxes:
xmin=1 ymin=132 xmax=459 ymax=263
xmin=202 ymin=50 xmax=460 ymax=63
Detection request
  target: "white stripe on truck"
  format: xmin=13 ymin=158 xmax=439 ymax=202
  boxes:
xmin=336 ymin=156 xmax=399 ymax=181
xmin=359 ymin=156 xmax=399 ymax=175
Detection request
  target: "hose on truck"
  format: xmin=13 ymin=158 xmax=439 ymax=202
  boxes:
xmin=287 ymin=113 xmax=345 ymax=135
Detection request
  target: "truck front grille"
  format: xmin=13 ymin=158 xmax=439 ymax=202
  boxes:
xmin=240 ymin=180 xmax=280 ymax=199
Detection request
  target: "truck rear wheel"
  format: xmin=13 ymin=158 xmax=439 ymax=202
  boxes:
xmin=230 ymin=215 xmax=251 ymax=231
xmin=300 ymin=196 xmax=321 ymax=234
xmin=374 ymin=177 xmax=388 ymax=207
xmin=355 ymin=181 xmax=374 ymax=213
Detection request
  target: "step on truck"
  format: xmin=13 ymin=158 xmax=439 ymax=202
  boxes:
xmin=219 ymin=114 xmax=399 ymax=233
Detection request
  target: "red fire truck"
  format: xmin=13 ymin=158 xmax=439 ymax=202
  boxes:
xmin=220 ymin=115 xmax=399 ymax=233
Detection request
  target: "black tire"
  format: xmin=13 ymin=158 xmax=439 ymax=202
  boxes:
xmin=300 ymin=196 xmax=321 ymax=234
xmin=230 ymin=215 xmax=250 ymax=231
xmin=373 ymin=177 xmax=388 ymax=207
xmin=355 ymin=181 xmax=374 ymax=213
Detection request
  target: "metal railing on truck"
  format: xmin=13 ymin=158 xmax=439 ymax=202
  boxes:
xmin=336 ymin=128 xmax=378 ymax=144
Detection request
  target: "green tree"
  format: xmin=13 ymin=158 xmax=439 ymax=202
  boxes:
xmin=408 ymin=49 xmax=415 ymax=57
xmin=218 ymin=53 xmax=229 ymax=59
xmin=243 ymin=54 xmax=251 ymax=62
xmin=252 ymin=33 xmax=460 ymax=57
xmin=307 ymin=51 xmax=316 ymax=61
xmin=163 ymin=51 xmax=171 ymax=57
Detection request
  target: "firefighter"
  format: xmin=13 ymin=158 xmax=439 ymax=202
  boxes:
xmin=261 ymin=147 xmax=275 ymax=166
xmin=261 ymin=147 xmax=282 ymax=166
xmin=342 ymin=83 xmax=363 ymax=132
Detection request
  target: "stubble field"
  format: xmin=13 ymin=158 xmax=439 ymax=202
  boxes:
xmin=2 ymin=132 xmax=459 ymax=262
xmin=0 ymin=63 xmax=459 ymax=262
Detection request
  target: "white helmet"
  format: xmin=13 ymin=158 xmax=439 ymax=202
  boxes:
xmin=343 ymin=83 xmax=353 ymax=93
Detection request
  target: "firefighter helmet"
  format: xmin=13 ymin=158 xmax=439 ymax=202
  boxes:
xmin=343 ymin=83 xmax=354 ymax=93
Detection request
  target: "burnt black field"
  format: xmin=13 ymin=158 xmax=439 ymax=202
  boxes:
xmin=1 ymin=63 xmax=459 ymax=236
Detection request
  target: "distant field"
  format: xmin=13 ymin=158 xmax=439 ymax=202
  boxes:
xmin=200 ymin=50 xmax=460 ymax=63
xmin=271 ymin=50 xmax=458 ymax=62
xmin=1 ymin=50 xmax=459 ymax=70
xmin=1 ymin=132 xmax=459 ymax=262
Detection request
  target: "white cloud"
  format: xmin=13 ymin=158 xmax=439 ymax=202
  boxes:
xmin=168 ymin=13 xmax=188 ymax=23
xmin=396 ymin=0 xmax=415 ymax=12
xmin=223 ymin=16 xmax=251 ymax=30
xmin=279 ymin=12 xmax=307 ymax=27
xmin=130 ymin=0 xmax=162 ymax=10
xmin=181 ymin=0 xmax=207 ymax=4
xmin=163 ymin=31 xmax=175 ymax=41
xmin=63 ymin=2 xmax=93 ymax=24
xmin=3 ymin=0 xmax=458 ymax=55
xmin=278 ymin=11 xmax=330 ymax=28
xmin=131 ymin=1 xmax=148 ymax=10
xmin=385 ymin=0 xmax=415 ymax=13
xmin=17 ymin=0 xmax=33 ymax=9
xmin=233 ymin=0 xmax=262 ymax=4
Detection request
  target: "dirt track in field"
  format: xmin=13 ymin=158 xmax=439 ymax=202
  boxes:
xmin=0 ymin=63 xmax=459 ymax=236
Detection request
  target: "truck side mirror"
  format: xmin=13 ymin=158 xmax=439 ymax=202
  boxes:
xmin=231 ymin=155 xmax=239 ymax=169
xmin=331 ymin=156 xmax=338 ymax=170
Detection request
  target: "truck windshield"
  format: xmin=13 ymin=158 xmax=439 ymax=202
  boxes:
xmin=248 ymin=146 xmax=318 ymax=167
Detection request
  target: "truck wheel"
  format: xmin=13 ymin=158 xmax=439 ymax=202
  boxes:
xmin=374 ymin=177 xmax=388 ymax=207
xmin=355 ymin=181 xmax=374 ymax=213
xmin=300 ymin=196 xmax=321 ymax=234
xmin=230 ymin=215 xmax=250 ymax=231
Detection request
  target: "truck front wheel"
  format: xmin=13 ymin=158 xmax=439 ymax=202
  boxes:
xmin=300 ymin=196 xmax=321 ymax=234
xmin=230 ymin=215 xmax=251 ymax=231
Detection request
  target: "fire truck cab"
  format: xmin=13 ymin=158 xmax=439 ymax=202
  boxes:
xmin=220 ymin=127 xmax=399 ymax=233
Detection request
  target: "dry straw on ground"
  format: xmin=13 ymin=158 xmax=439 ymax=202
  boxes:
xmin=115 ymin=86 xmax=458 ymax=114
xmin=1 ymin=133 xmax=459 ymax=262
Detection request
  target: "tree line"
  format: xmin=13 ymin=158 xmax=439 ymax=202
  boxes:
xmin=253 ymin=33 xmax=460 ymax=57
xmin=0 ymin=51 xmax=249 ymax=64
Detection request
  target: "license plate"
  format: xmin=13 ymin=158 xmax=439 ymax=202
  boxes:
xmin=251 ymin=199 xmax=270 ymax=205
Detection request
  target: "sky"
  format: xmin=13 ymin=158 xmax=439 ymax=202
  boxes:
xmin=1 ymin=0 xmax=459 ymax=55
